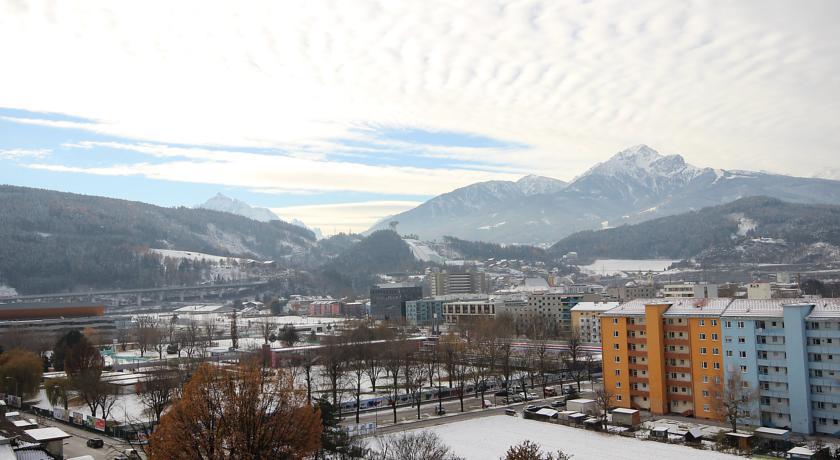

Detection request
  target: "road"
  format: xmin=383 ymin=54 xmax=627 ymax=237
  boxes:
xmin=24 ymin=413 xmax=138 ymax=460
xmin=341 ymin=381 xmax=598 ymax=436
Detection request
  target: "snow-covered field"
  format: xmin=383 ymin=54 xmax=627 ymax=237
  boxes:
xmin=578 ymin=259 xmax=678 ymax=275
xmin=418 ymin=416 xmax=737 ymax=460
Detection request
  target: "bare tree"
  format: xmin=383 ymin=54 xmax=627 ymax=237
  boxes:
xmin=383 ymin=338 xmax=408 ymax=424
xmin=152 ymin=324 xmax=167 ymax=359
xmin=259 ymin=318 xmax=277 ymax=345
xmin=293 ymin=348 xmax=318 ymax=405
xmin=349 ymin=341 xmax=368 ymax=424
xmin=563 ymin=330 xmax=586 ymax=392
xmin=593 ymin=386 xmax=615 ymax=430
xmin=372 ymin=431 xmax=463 ymax=460
xmin=502 ymin=440 xmax=572 ymax=460
xmin=714 ymin=371 xmax=758 ymax=433
xmin=363 ymin=345 xmax=384 ymax=393
xmin=230 ymin=308 xmax=239 ymax=349
xmin=135 ymin=315 xmax=158 ymax=357
xmin=136 ymin=367 xmax=179 ymax=423
xmin=320 ymin=335 xmax=349 ymax=413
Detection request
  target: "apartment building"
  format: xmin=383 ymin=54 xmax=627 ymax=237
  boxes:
xmin=601 ymin=298 xmax=728 ymax=420
xmin=442 ymin=298 xmax=503 ymax=324
xmin=603 ymin=297 xmax=840 ymax=435
xmin=605 ymin=283 xmax=657 ymax=301
xmin=501 ymin=292 xmax=586 ymax=335
xmin=427 ymin=270 xmax=487 ymax=296
xmin=570 ymin=301 xmax=618 ymax=343
xmin=662 ymin=282 xmax=719 ymax=298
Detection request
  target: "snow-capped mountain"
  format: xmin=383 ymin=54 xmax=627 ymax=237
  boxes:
xmin=199 ymin=193 xmax=279 ymax=222
xmin=369 ymin=145 xmax=840 ymax=245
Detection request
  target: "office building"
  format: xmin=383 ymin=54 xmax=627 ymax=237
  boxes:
xmin=570 ymin=301 xmax=619 ymax=343
xmin=427 ymin=270 xmax=487 ymax=296
xmin=369 ymin=283 xmax=423 ymax=320
xmin=662 ymin=283 xmax=718 ymax=298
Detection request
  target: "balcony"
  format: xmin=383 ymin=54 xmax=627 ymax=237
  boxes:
xmin=629 ymin=389 xmax=649 ymax=397
xmin=629 ymin=376 xmax=649 ymax=384
xmin=664 ymin=338 xmax=690 ymax=346
xmin=668 ymin=392 xmax=693 ymax=402
xmin=628 ymin=350 xmax=647 ymax=357
xmin=627 ymin=336 xmax=647 ymax=344
xmin=760 ymin=404 xmax=790 ymax=414
xmin=664 ymin=352 xmax=690 ymax=360
xmin=808 ymin=377 xmax=840 ymax=387
xmin=758 ymin=373 xmax=788 ymax=384
xmin=810 ymin=393 xmax=840 ymax=404
xmin=665 ymin=325 xmax=690 ymax=333
xmin=756 ymin=359 xmax=788 ymax=369
xmin=666 ymin=366 xmax=692 ymax=373
xmin=628 ymin=363 xmax=648 ymax=370
xmin=666 ymin=378 xmax=692 ymax=387
xmin=756 ymin=342 xmax=786 ymax=351
xmin=759 ymin=390 xmax=789 ymax=399
xmin=627 ymin=323 xmax=646 ymax=331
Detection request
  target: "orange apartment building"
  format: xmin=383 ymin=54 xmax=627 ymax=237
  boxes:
xmin=601 ymin=298 xmax=728 ymax=419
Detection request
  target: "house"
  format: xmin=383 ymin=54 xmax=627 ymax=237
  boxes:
xmin=610 ymin=408 xmax=640 ymax=428
xmin=566 ymin=398 xmax=597 ymax=415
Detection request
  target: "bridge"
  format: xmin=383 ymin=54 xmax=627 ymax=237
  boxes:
xmin=0 ymin=280 xmax=270 ymax=306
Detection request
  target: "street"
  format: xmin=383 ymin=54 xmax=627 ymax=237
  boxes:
xmin=24 ymin=413 xmax=137 ymax=460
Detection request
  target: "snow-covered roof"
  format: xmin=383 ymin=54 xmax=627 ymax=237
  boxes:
xmin=536 ymin=408 xmax=558 ymax=417
xmin=651 ymin=426 xmax=669 ymax=432
xmin=754 ymin=426 xmax=789 ymax=437
xmin=788 ymin=446 xmax=815 ymax=456
xmin=571 ymin=302 xmax=619 ymax=313
xmin=805 ymin=299 xmax=840 ymax=320
xmin=24 ymin=427 xmax=71 ymax=441
xmin=662 ymin=298 xmax=733 ymax=317
xmin=721 ymin=299 xmax=791 ymax=318
xmin=601 ymin=299 xmax=668 ymax=317
xmin=568 ymin=398 xmax=595 ymax=404
xmin=12 ymin=420 xmax=36 ymax=427
xmin=611 ymin=408 xmax=638 ymax=415
xmin=174 ymin=304 xmax=229 ymax=313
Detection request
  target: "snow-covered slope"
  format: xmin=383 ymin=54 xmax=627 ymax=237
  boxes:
xmin=369 ymin=144 xmax=840 ymax=245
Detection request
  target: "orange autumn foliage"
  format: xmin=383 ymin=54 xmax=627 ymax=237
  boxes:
xmin=148 ymin=360 xmax=321 ymax=459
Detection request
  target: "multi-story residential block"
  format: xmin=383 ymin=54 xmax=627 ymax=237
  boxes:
xmin=605 ymin=282 xmax=657 ymax=301
xmin=501 ymin=292 xmax=585 ymax=335
xmin=662 ymin=282 xmax=718 ymax=298
xmin=603 ymin=297 xmax=840 ymax=435
xmin=427 ymin=270 xmax=488 ymax=296
xmin=601 ymin=298 xmax=728 ymax=420
xmin=570 ymin=301 xmax=618 ymax=343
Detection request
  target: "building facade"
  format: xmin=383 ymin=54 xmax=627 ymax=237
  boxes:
xmin=570 ymin=301 xmax=619 ymax=343
xmin=427 ymin=270 xmax=487 ymax=296
xmin=442 ymin=299 xmax=502 ymax=324
xmin=369 ymin=283 xmax=423 ymax=320
xmin=605 ymin=283 xmax=657 ymax=301
xmin=602 ymin=297 xmax=840 ymax=435
xmin=662 ymin=283 xmax=719 ymax=298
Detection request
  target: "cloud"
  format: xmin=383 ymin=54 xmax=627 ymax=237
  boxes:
xmin=0 ymin=1 xmax=838 ymax=180
xmin=272 ymin=201 xmax=422 ymax=234
xmin=0 ymin=148 xmax=51 ymax=160
xmin=26 ymin=141 xmax=520 ymax=196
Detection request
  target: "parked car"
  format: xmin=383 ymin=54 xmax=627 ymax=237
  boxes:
xmin=511 ymin=394 xmax=525 ymax=402
xmin=166 ymin=344 xmax=179 ymax=354
xmin=482 ymin=399 xmax=494 ymax=408
xmin=494 ymin=390 xmax=509 ymax=397
xmin=86 ymin=438 xmax=104 ymax=448
xmin=551 ymin=400 xmax=566 ymax=408
xmin=505 ymin=408 xmax=517 ymax=416
xmin=543 ymin=387 xmax=557 ymax=397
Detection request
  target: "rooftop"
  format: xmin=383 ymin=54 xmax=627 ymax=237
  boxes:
xmin=24 ymin=427 xmax=71 ymax=441
xmin=662 ymin=298 xmax=734 ymax=317
xmin=601 ymin=298 xmax=670 ymax=317
xmin=805 ymin=299 xmax=840 ymax=320
xmin=720 ymin=299 xmax=793 ymax=318
xmin=570 ymin=301 xmax=619 ymax=313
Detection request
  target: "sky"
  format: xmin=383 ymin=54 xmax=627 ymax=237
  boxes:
xmin=1 ymin=1 xmax=838 ymax=234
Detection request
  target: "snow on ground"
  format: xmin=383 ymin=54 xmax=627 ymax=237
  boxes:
xmin=415 ymin=415 xmax=738 ymax=460
xmin=0 ymin=284 xmax=18 ymax=297
xmin=578 ymin=259 xmax=679 ymax=275
xmin=403 ymin=239 xmax=445 ymax=263
xmin=149 ymin=248 xmax=250 ymax=263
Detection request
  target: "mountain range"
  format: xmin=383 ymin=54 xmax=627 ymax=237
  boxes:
xmin=370 ymin=145 xmax=840 ymax=245
xmin=198 ymin=193 xmax=324 ymax=239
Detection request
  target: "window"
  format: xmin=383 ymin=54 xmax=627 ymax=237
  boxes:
xmin=712 ymin=320 xmax=718 ymax=326
xmin=703 ymin=404 xmax=710 ymax=412
xmin=615 ymin=370 xmax=621 ymax=376
xmin=613 ymin=343 xmax=620 ymax=350
xmin=712 ymin=333 xmax=718 ymax=341
xmin=726 ymin=350 xmax=733 ymax=357
xmin=739 ymin=351 xmax=747 ymax=358
xmin=738 ymin=337 xmax=746 ymax=344
xmin=616 ymin=382 xmax=622 ymax=388
xmin=725 ymin=321 xmax=732 ymax=328
xmin=725 ymin=336 xmax=732 ymax=343
xmin=615 ymin=395 xmax=622 ymax=401
xmin=700 ymin=347 xmax=707 ymax=355
xmin=702 ymin=390 xmax=710 ymax=397
xmin=613 ymin=318 xmax=619 ymax=324
xmin=701 ymin=362 xmax=708 ymax=369
xmin=614 ymin=356 xmax=621 ymax=363
xmin=613 ymin=330 xmax=619 ymax=337
xmin=713 ymin=348 xmax=720 ymax=355
xmin=738 ymin=321 xmax=745 ymax=328
xmin=699 ymin=333 xmax=707 ymax=340
xmin=700 ymin=319 xmax=705 ymax=326
xmin=702 ymin=375 xmax=709 ymax=383
xmin=714 ymin=363 xmax=721 ymax=370
xmin=740 ymin=365 xmax=748 ymax=373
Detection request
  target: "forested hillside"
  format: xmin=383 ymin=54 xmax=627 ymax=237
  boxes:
xmin=443 ymin=236 xmax=552 ymax=263
xmin=550 ymin=197 xmax=840 ymax=264
xmin=0 ymin=185 xmax=316 ymax=294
